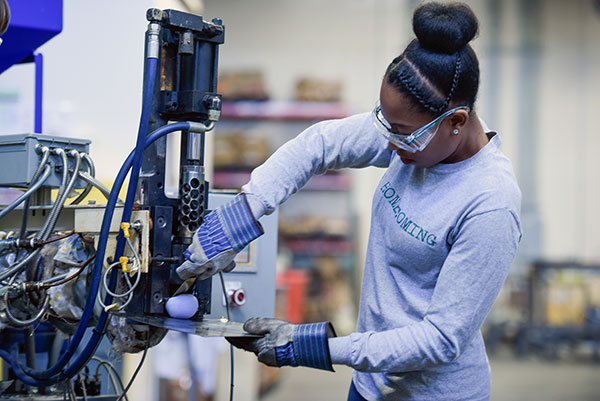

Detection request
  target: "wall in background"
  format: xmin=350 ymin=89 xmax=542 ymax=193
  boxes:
xmin=0 ymin=0 xmax=151 ymax=182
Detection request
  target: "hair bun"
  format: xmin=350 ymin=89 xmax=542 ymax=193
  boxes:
xmin=413 ymin=2 xmax=478 ymax=54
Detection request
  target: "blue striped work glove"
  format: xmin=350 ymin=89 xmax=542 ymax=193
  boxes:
xmin=227 ymin=317 xmax=337 ymax=371
xmin=176 ymin=194 xmax=263 ymax=280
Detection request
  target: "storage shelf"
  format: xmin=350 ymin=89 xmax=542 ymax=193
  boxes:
xmin=280 ymin=237 xmax=353 ymax=256
xmin=221 ymin=100 xmax=350 ymax=121
xmin=213 ymin=169 xmax=351 ymax=191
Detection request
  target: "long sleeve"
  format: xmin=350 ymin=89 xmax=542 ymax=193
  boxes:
xmin=329 ymin=208 xmax=521 ymax=372
xmin=242 ymin=112 xmax=392 ymax=218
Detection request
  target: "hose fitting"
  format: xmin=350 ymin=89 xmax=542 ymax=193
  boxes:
xmin=119 ymin=256 xmax=130 ymax=273
xmin=188 ymin=121 xmax=215 ymax=133
xmin=146 ymin=22 xmax=161 ymax=59
xmin=120 ymin=222 xmax=131 ymax=238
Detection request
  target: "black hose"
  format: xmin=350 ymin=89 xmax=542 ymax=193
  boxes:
xmin=116 ymin=339 xmax=149 ymax=401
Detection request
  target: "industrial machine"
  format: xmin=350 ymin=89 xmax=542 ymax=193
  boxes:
xmin=0 ymin=1 xmax=277 ymax=399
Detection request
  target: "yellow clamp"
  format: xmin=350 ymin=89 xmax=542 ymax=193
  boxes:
xmin=120 ymin=222 xmax=131 ymax=238
xmin=119 ymin=256 xmax=130 ymax=273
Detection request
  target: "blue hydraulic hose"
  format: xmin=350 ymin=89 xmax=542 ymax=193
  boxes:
xmin=0 ymin=349 xmax=55 ymax=387
xmin=21 ymin=56 xmax=157 ymax=380
xmin=62 ymin=120 xmax=192 ymax=379
xmin=120 ymin=55 xmax=158 ymax=253
xmin=14 ymin=122 xmax=192 ymax=384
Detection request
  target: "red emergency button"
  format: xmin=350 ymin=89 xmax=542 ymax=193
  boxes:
xmin=231 ymin=288 xmax=246 ymax=306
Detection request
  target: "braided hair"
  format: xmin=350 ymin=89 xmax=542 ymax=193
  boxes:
xmin=0 ymin=0 xmax=10 ymax=36
xmin=385 ymin=2 xmax=480 ymax=114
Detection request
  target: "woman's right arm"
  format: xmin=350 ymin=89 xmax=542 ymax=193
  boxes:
xmin=242 ymin=112 xmax=392 ymax=218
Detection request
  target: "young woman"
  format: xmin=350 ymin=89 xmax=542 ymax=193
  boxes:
xmin=177 ymin=2 xmax=522 ymax=400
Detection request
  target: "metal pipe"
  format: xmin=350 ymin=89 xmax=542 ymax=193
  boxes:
xmin=71 ymin=153 xmax=96 ymax=205
xmin=0 ymin=164 xmax=51 ymax=221
xmin=40 ymin=150 xmax=81 ymax=240
xmin=20 ymin=146 xmax=51 ymax=238
xmin=0 ymin=249 xmax=40 ymax=282
xmin=38 ymin=149 xmax=69 ymax=240
xmin=23 ymin=119 xmax=189 ymax=381
xmin=77 ymin=171 xmax=113 ymax=201
xmin=4 ymin=271 xmax=49 ymax=327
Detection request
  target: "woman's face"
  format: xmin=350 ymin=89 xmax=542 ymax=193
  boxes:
xmin=379 ymin=81 xmax=467 ymax=168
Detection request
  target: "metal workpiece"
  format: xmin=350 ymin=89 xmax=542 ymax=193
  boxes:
xmin=128 ymin=315 xmax=257 ymax=337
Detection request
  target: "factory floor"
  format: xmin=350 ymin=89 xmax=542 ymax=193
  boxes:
xmin=260 ymin=354 xmax=600 ymax=401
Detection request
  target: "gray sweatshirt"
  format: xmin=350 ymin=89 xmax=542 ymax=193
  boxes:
xmin=242 ymin=112 xmax=522 ymax=400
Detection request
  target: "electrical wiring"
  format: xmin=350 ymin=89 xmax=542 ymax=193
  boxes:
xmin=95 ymin=363 xmax=120 ymax=395
xmin=40 ymin=150 xmax=81 ymax=240
xmin=219 ymin=271 xmax=235 ymax=401
xmin=76 ymin=171 xmax=114 ymax=202
xmin=2 ymin=147 xmax=72 ymax=290
xmin=116 ymin=338 xmax=149 ymax=401
xmin=103 ymin=261 xmax=141 ymax=299
xmin=0 ymin=11 xmax=226 ymax=388
xmin=0 ymin=233 xmax=77 ymax=288
xmin=41 ymin=272 xmax=69 ymax=285
xmin=77 ymin=373 xmax=88 ymax=401
xmin=71 ymin=153 xmax=96 ymax=205
xmin=18 ymin=124 xmax=171 ymax=381
xmin=3 ymin=272 xmax=49 ymax=327
xmin=66 ymin=379 xmax=77 ymax=401
xmin=0 ymin=248 xmax=95 ymax=326
xmin=1 ymin=49 xmax=165 ymax=385
xmin=42 ymin=254 xmax=95 ymax=289
xmin=1 ymin=120 xmax=210 ymax=385
xmin=56 ymin=121 xmax=198 ymax=380
xmin=37 ymin=147 xmax=70 ymax=240
xmin=0 ymin=164 xmax=52 ymax=221
xmin=38 ymin=231 xmax=77 ymax=246
xmin=0 ymin=248 xmax=41 ymax=283
xmin=9 ymin=119 xmax=209 ymax=383
xmin=19 ymin=146 xmax=51 ymax=238
xmin=96 ymin=260 xmax=140 ymax=313
xmin=91 ymin=356 xmax=128 ymax=399
xmin=0 ymin=151 xmax=76 ymax=283
xmin=2 ymin=254 xmax=94 ymax=326
xmin=97 ymin=235 xmax=142 ymax=312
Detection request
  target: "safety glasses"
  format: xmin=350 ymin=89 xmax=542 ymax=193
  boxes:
xmin=372 ymin=103 xmax=470 ymax=153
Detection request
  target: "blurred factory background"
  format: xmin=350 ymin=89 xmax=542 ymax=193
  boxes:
xmin=1 ymin=0 xmax=599 ymax=400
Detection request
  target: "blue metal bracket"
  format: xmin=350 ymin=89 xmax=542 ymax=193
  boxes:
xmin=17 ymin=53 xmax=44 ymax=134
